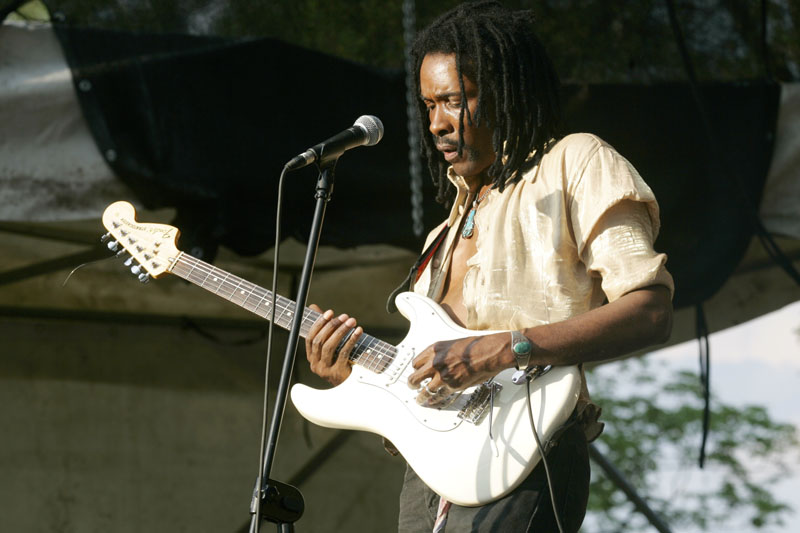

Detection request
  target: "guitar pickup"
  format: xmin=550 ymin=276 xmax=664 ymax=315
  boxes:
xmin=384 ymin=344 xmax=413 ymax=384
xmin=458 ymin=381 xmax=503 ymax=424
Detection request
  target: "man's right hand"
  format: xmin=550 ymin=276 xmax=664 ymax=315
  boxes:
xmin=304 ymin=304 xmax=362 ymax=386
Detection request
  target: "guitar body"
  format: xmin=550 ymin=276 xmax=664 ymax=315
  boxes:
xmin=290 ymin=291 xmax=581 ymax=506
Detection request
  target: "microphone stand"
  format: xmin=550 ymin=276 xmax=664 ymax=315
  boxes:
xmin=248 ymin=159 xmax=338 ymax=532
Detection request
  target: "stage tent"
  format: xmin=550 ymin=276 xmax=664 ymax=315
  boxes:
xmin=1 ymin=11 xmax=799 ymax=533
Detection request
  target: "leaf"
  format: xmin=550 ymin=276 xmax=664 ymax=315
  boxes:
xmin=586 ymin=358 xmax=798 ymax=530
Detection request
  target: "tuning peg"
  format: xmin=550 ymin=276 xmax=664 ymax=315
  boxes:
xmin=107 ymin=240 xmax=120 ymax=252
xmin=115 ymin=250 xmax=129 ymax=258
xmin=124 ymin=257 xmax=134 ymax=267
xmin=100 ymin=233 xmax=111 ymax=243
xmin=138 ymin=273 xmax=151 ymax=284
xmin=130 ymin=265 xmax=141 ymax=275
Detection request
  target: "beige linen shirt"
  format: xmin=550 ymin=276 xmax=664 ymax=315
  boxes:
xmin=411 ymin=133 xmax=674 ymax=439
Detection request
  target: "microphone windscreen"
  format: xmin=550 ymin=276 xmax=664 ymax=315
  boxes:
xmin=355 ymin=115 xmax=384 ymax=146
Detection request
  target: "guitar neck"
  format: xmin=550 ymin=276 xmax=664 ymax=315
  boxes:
xmin=168 ymin=252 xmax=394 ymax=373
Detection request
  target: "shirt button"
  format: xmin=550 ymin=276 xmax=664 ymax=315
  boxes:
xmin=432 ymin=259 xmax=440 ymax=268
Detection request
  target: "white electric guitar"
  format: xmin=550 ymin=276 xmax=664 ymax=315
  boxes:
xmin=101 ymin=201 xmax=581 ymax=506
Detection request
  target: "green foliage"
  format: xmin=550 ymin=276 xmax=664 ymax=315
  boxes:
xmin=6 ymin=0 xmax=49 ymax=21
xmin=587 ymin=358 xmax=799 ymax=531
xmin=15 ymin=1 xmax=800 ymax=82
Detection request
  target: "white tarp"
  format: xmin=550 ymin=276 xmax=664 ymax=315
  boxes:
xmin=760 ymin=82 xmax=800 ymax=240
xmin=0 ymin=21 xmax=132 ymax=222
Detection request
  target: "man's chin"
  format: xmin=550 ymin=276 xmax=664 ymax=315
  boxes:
xmin=450 ymin=161 xmax=489 ymax=181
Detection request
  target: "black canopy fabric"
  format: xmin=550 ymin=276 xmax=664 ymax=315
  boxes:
xmin=562 ymin=82 xmax=779 ymax=307
xmin=44 ymin=12 xmax=779 ymax=310
xmin=51 ymin=26 xmax=430 ymax=255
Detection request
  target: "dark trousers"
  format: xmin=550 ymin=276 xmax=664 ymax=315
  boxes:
xmin=397 ymin=423 xmax=590 ymax=532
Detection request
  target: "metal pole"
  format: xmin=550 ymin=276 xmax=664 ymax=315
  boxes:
xmin=588 ymin=443 xmax=672 ymax=533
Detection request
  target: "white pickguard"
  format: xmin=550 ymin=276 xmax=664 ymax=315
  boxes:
xmin=290 ymin=291 xmax=581 ymax=507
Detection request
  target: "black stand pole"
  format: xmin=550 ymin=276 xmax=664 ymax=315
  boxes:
xmin=248 ymin=161 xmax=338 ymax=532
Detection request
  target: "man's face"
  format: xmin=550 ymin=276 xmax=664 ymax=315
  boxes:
xmin=419 ymin=53 xmax=496 ymax=182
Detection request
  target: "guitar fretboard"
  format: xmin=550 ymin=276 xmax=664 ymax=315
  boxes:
xmin=169 ymin=252 xmax=395 ymax=373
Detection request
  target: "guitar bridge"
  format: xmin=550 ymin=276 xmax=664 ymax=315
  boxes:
xmin=458 ymin=381 xmax=503 ymax=424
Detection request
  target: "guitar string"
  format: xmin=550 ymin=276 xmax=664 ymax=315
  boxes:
xmin=118 ymin=228 xmax=574 ymax=504
xmin=176 ymin=254 xmax=510 ymax=412
xmin=168 ymin=253 xmax=397 ymax=373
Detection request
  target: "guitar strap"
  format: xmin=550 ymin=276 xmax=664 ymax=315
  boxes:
xmin=385 ymin=224 xmax=450 ymax=314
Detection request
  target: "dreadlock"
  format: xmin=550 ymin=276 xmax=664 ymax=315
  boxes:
xmin=411 ymin=1 xmax=562 ymax=205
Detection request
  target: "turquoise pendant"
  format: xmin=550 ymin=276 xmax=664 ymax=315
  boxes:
xmin=461 ymin=207 xmax=477 ymax=239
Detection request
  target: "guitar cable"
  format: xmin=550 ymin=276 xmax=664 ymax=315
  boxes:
xmin=525 ymin=378 xmax=566 ymax=533
xmin=251 ymin=164 xmax=289 ymax=533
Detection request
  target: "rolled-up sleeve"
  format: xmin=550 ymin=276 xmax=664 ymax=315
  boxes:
xmin=565 ymin=138 xmax=673 ymax=302
xmin=581 ymin=200 xmax=674 ymax=302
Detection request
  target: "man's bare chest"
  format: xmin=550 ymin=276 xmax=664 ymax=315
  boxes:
xmin=438 ymin=225 xmax=479 ymax=327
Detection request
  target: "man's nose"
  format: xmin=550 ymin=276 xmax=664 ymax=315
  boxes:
xmin=428 ymin=106 xmax=454 ymax=137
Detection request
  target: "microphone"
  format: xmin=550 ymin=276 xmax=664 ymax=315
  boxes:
xmin=285 ymin=115 xmax=384 ymax=170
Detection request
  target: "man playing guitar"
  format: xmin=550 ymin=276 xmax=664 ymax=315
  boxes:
xmin=304 ymin=2 xmax=674 ymax=531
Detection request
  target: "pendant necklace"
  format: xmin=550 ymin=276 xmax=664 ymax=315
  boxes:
xmin=461 ymin=186 xmax=492 ymax=239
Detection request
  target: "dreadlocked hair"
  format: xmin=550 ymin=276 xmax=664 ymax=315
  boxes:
xmin=411 ymin=0 xmax=562 ymax=205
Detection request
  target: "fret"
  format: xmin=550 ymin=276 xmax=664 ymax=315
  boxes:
xmin=237 ymin=279 xmax=253 ymax=310
xmin=221 ymin=276 xmax=236 ymax=300
xmin=354 ymin=336 xmax=370 ymax=365
xmin=355 ymin=337 xmax=395 ymax=373
xmin=229 ymin=278 xmax=251 ymax=308
xmin=197 ymin=262 xmax=214 ymax=287
xmin=376 ymin=342 xmax=395 ymax=372
xmin=299 ymin=307 xmax=321 ymax=336
xmin=350 ymin=336 xmax=369 ymax=364
xmin=371 ymin=340 xmax=386 ymax=369
xmin=249 ymin=287 xmax=267 ymax=315
xmin=252 ymin=291 xmax=274 ymax=319
xmin=273 ymin=306 xmax=288 ymax=327
xmin=184 ymin=256 xmax=198 ymax=278
xmin=284 ymin=308 xmax=296 ymax=329
xmin=170 ymin=253 xmax=396 ymax=374
xmin=215 ymin=272 xmax=233 ymax=300
xmin=367 ymin=340 xmax=382 ymax=371
xmin=227 ymin=277 xmax=243 ymax=306
xmin=221 ymin=274 xmax=236 ymax=299
xmin=211 ymin=270 xmax=228 ymax=295
xmin=354 ymin=335 xmax=379 ymax=369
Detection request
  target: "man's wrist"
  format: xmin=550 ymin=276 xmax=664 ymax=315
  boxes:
xmin=510 ymin=330 xmax=532 ymax=370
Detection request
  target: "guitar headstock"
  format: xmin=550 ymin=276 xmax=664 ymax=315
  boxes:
xmin=101 ymin=201 xmax=181 ymax=282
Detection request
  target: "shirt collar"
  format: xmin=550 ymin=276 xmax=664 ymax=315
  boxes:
xmin=443 ymin=145 xmax=544 ymax=198
xmin=445 ymin=166 xmax=471 ymax=227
